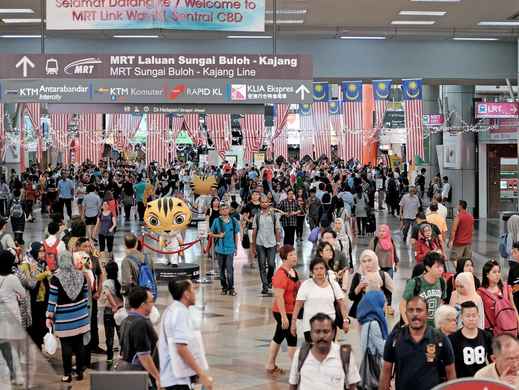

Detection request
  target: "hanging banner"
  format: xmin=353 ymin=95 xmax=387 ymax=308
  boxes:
xmin=47 ymin=0 xmax=266 ymax=32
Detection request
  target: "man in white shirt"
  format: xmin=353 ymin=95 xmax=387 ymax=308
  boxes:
xmin=159 ymin=280 xmax=213 ymax=390
xmin=441 ymin=176 xmax=451 ymax=203
xmin=288 ymin=313 xmax=360 ymax=390
xmin=426 ymin=194 xmax=448 ymax=219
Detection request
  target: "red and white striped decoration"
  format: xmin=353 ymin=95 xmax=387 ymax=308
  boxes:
xmin=183 ymin=113 xmax=203 ymax=146
xmin=50 ymin=113 xmax=72 ymax=166
xmin=109 ymin=114 xmax=142 ymax=152
xmin=299 ymin=108 xmax=314 ymax=159
xmin=171 ymin=116 xmax=185 ymax=160
xmin=146 ymin=114 xmax=170 ymax=167
xmin=405 ymin=99 xmax=425 ymax=163
xmin=0 ymin=104 xmax=4 ymax=161
xmin=271 ymin=104 xmax=290 ymax=160
xmin=24 ymin=103 xmax=42 ymax=164
xmin=206 ymin=114 xmax=231 ymax=159
xmin=342 ymin=100 xmax=363 ymax=161
xmin=312 ymin=102 xmax=331 ymax=159
xmin=78 ymin=113 xmax=103 ymax=165
xmin=375 ymin=99 xmax=389 ymax=129
xmin=330 ymin=111 xmax=345 ymax=161
xmin=240 ymin=114 xmax=265 ymax=164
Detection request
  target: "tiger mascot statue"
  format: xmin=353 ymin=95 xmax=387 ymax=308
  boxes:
xmin=190 ymin=175 xmax=218 ymax=196
xmin=144 ymin=196 xmax=192 ymax=266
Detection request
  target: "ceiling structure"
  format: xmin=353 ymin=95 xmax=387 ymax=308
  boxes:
xmin=0 ymin=0 xmax=518 ymax=40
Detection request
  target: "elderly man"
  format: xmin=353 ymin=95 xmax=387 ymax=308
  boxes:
xmin=475 ymin=334 xmax=519 ymax=387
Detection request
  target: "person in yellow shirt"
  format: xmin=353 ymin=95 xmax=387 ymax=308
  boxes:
xmin=426 ymin=202 xmax=448 ymax=242
xmin=143 ymin=179 xmax=155 ymax=206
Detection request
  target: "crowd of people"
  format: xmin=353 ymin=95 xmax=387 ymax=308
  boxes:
xmin=0 ymin=156 xmax=518 ymax=390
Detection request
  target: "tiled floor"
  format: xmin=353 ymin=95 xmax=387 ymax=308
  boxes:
xmin=0 ymin=208 xmax=505 ymax=389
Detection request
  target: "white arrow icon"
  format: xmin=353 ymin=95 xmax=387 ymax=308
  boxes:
xmin=15 ymin=56 xmax=35 ymax=78
xmin=296 ymin=84 xmax=310 ymax=100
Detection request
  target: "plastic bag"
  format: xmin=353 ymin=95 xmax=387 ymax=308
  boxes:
xmin=114 ymin=307 xmax=128 ymax=326
xmin=149 ymin=305 xmax=160 ymax=325
xmin=43 ymin=329 xmax=58 ymax=355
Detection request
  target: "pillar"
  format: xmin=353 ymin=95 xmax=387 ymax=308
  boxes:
xmin=422 ymin=85 xmax=440 ymax=181
xmin=441 ymin=85 xmax=477 ymax=212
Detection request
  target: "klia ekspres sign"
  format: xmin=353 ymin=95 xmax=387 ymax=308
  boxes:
xmin=47 ymin=0 xmax=265 ymax=31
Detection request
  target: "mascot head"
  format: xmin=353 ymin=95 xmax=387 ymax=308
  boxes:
xmin=191 ymin=175 xmax=218 ymax=196
xmin=144 ymin=196 xmax=192 ymax=234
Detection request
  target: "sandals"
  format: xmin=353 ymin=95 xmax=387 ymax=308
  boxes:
xmin=266 ymin=366 xmax=285 ymax=376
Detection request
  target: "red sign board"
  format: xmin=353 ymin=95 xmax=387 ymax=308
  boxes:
xmin=423 ymin=114 xmax=445 ymax=126
xmin=433 ymin=378 xmax=515 ymax=390
xmin=476 ymin=102 xmax=519 ymax=119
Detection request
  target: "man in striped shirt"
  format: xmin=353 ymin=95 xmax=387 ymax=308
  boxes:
xmin=278 ymin=189 xmax=302 ymax=246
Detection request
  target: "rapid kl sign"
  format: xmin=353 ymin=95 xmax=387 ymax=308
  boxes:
xmin=47 ymin=0 xmax=266 ymax=31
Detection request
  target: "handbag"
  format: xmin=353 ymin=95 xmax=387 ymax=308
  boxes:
xmin=359 ymin=323 xmax=382 ymax=390
xmin=43 ymin=328 xmax=58 ymax=355
xmin=241 ymin=233 xmax=250 ymax=249
xmin=327 ymin=274 xmax=344 ymax=329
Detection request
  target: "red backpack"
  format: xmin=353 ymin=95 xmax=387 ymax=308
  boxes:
xmin=43 ymin=240 xmax=60 ymax=271
xmin=479 ymin=284 xmax=519 ymax=336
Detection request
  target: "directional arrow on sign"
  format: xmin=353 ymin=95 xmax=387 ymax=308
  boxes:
xmin=15 ymin=56 xmax=35 ymax=78
xmin=296 ymin=84 xmax=310 ymax=100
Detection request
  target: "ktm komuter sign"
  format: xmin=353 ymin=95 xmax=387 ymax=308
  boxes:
xmin=0 ymin=54 xmax=313 ymax=104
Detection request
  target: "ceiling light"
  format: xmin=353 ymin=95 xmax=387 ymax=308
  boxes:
xmin=113 ymin=35 xmax=160 ymax=38
xmin=399 ymin=11 xmax=447 ymax=16
xmin=2 ymin=18 xmax=41 ymax=23
xmin=340 ymin=36 xmax=386 ymax=40
xmin=1 ymin=34 xmax=41 ymax=38
xmin=453 ymin=37 xmax=499 ymax=41
xmin=227 ymin=35 xmax=272 ymax=39
xmin=265 ymin=19 xmax=305 ymax=24
xmin=478 ymin=21 xmax=519 ymax=26
xmin=0 ymin=9 xmax=34 ymax=14
xmin=391 ymin=20 xmax=436 ymax=25
xmin=265 ymin=9 xmax=307 ymax=15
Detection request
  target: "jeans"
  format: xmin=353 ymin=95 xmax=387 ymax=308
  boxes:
xmin=356 ymin=217 xmax=367 ymax=236
xmin=216 ymin=253 xmax=235 ymax=291
xmin=401 ymin=218 xmax=415 ymax=243
xmin=283 ymin=226 xmax=296 ymax=246
xmin=124 ymin=204 xmax=132 ymax=221
xmin=103 ymin=311 xmax=120 ymax=361
xmin=59 ymin=198 xmax=73 ymax=219
xmin=61 ymin=334 xmax=85 ymax=377
xmin=257 ymin=245 xmax=276 ymax=291
xmin=99 ymin=234 xmax=115 ymax=252
xmin=137 ymin=201 xmax=145 ymax=221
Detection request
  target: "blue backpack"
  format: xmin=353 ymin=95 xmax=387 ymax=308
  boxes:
xmin=130 ymin=254 xmax=158 ymax=300
xmin=499 ymin=234 xmax=510 ymax=259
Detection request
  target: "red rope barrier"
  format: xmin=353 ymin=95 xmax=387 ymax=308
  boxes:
xmin=139 ymin=234 xmax=201 ymax=255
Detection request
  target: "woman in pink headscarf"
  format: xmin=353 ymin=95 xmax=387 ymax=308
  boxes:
xmin=369 ymin=224 xmax=399 ymax=315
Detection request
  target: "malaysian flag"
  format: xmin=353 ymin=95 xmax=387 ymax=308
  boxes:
xmin=342 ymin=81 xmax=363 ymax=162
xmin=329 ymin=101 xmax=344 ymax=161
xmin=299 ymin=103 xmax=314 ymax=159
xmin=240 ymin=114 xmax=265 ymax=164
xmin=272 ymin=104 xmax=290 ymax=160
xmin=109 ymin=114 xmax=142 ymax=152
xmin=50 ymin=113 xmax=72 ymax=166
xmin=183 ymin=113 xmax=203 ymax=146
xmin=206 ymin=114 xmax=231 ymax=160
xmin=312 ymin=83 xmax=331 ymax=159
xmin=0 ymin=104 xmax=4 ymax=161
xmin=403 ymin=79 xmax=425 ymax=163
xmin=78 ymin=113 xmax=103 ymax=165
xmin=24 ymin=103 xmax=42 ymax=164
xmin=373 ymin=80 xmax=392 ymax=129
xmin=146 ymin=114 xmax=170 ymax=167
xmin=171 ymin=115 xmax=185 ymax=160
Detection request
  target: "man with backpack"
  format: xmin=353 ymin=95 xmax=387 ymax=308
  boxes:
xmin=43 ymin=221 xmax=66 ymax=271
xmin=400 ymin=252 xmax=446 ymax=327
xmin=251 ymin=195 xmax=281 ymax=295
xmin=288 ymin=312 xmax=361 ymax=390
xmin=379 ymin=296 xmax=456 ymax=390
xmin=9 ymin=189 xmax=25 ymax=245
xmin=209 ymin=202 xmax=240 ymax=296
xmin=121 ymin=233 xmax=157 ymax=304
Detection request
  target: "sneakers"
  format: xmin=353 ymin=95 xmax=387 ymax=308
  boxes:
xmin=228 ymin=289 xmax=237 ymax=296
xmin=261 ymin=288 xmax=269 ymax=295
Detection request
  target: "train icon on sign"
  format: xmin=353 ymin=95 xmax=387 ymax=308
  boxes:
xmin=45 ymin=59 xmax=59 ymax=75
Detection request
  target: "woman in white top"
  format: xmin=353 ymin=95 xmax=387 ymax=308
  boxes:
xmin=450 ymin=272 xmax=485 ymax=329
xmin=0 ymin=250 xmax=26 ymax=385
xmin=291 ymin=257 xmax=349 ymax=342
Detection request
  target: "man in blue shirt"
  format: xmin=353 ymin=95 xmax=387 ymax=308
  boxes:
xmin=209 ymin=203 xmax=239 ymax=297
xmin=159 ymin=280 xmax=213 ymax=390
xmin=57 ymin=172 xmax=75 ymax=219
xmin=133 ymin=176 xmax=147 ymax=222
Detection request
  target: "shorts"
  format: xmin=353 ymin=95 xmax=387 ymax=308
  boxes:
xmin=85 ymin=216 xmax=98 ymax=226
xmin=77 ymin=199 xmax=84 ymax=205
xmin=272 ymin=312 xmax=297 ymax=347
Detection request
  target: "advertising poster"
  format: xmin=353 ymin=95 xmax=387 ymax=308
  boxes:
xmin=47 ymin=0 xmax=266 ymax=31
xmin=443 ymin=132 xmax=462 ymax=169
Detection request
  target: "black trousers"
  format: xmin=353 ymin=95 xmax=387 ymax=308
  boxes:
xmin=99 ymin=234 xmax=115 ymax=253
xmin=165 ymin=386 xmax=191 ymax=390
xmin=59 ymin=198 xmax=73 ymax=219
xmin=137 ymin=201 xmax=145 ymax=221
xmin=29 ymin=301 xmax=47 ymax=349
xmin=61 ymin=334 xmax=85 ymax=377
xmin=103 ymin=312 xmax=120 ymax=361
xmin=296 ymin=216 xmax=305 ymax=239
xmin=124 ymin=204 xmax=132 ymax=221
xmin=85 ymin=298 xmax=100 ymax=366
xmin=283 ymin=226 xmax=296 ymax=246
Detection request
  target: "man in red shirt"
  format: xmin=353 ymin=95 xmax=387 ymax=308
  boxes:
xmin=448 ymin=200 xmax=474 ymax=269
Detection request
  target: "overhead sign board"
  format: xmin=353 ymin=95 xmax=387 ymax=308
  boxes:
xmin=1 ymin=78 xmax=312 ymax=104
xmin=423 ymin=114 xmax=444 ymax=126
xmin=47 ymin=103 xmax=266 ymax=114
xmin=0 ymin=54 xmax=311 ymax=81
xmin=476 ymin=102 xmax=519 ymax=119
xmin=47 ymin=0 xmax=266 ymax=32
